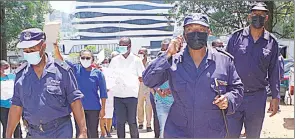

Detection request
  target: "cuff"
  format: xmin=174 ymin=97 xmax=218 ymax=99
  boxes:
xmin=272 ymin=91 xmax=280 ymax=99
xmin=224 ymin=93 xmax=234 ymax=115
xmin=67 ymin=90 xmax=84 ymax=104
xmin=11 ymin=97 xmax=22 ymax=107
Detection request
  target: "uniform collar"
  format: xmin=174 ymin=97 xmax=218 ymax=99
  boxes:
xmin=183 ymin=46 xmax=215 ymax=67
xmin=242 ymin=26 xmax=270 ymax=41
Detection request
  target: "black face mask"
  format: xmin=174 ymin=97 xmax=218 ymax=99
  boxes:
xmin=251 ymin=15 xmax=265 ymax=29
xmin=185 ymin=31 xmax=208 ymax=50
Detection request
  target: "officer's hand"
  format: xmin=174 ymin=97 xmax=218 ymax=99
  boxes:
xmin=100 ymin=109 xmax=106 ymax=119
xmin=269 ymin=98 xmax=279 ymax=117
xmin=213 ymin=95 xmax=228 ymax=109
xmin=167 ymin=35 xmax=184 ymax=58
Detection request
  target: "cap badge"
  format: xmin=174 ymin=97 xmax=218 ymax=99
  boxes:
xmin=24 ymin=32 xmax=31 ymax=40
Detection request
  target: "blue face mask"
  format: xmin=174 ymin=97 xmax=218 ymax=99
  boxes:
xmin=23 ymin=49 xmax=43 ymax=65
xmin=117 ymin=46 xmax=128 ymax=54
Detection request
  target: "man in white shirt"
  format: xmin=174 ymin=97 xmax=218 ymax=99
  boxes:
xmin=108 ymin=37 xmax=145 ymax=138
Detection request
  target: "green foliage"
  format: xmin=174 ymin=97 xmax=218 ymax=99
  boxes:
xmin=84 ymin=45 xmax=97 ymax=52
xmin=1 ymin=1 xmax=52 ymax=51
xmin=104 ymin=48 xmax=112 ymax=58
xmin=166 ymin=1 xmax=294 ymax=38
xmin=69 ymin=52 xmax=79 ymax=59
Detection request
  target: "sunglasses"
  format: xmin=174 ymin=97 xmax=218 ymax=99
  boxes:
xmin=81 ymin=57 xmax=91 ymax=60
xmin=11 ymin=67 xmax=18 ymax=70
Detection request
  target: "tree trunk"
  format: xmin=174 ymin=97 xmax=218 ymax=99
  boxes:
xmin=0 ymin=1 xmax=7 ymax=60
xmin=265 ymin=1 xmax=274 ymax=32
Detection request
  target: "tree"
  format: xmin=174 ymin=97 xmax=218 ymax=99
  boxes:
xmin=0 ymin=1 xmax=52 ymax=60
xmin=166 ymin=0 xmax=294 ymax=38
xmin=84 ymin=45 xmax=97 ymax=52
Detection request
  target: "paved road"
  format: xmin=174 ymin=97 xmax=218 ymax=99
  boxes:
xmin=1 ymin=97 xmax=294 ymax=138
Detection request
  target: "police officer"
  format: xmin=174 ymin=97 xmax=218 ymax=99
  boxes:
xmin=6 ymin=28 xmax=88 ymax=138
xmin=142 ymin=13 xmax=244 ymax=138
xmin=226 ymin=2 xmax=280 ymax=138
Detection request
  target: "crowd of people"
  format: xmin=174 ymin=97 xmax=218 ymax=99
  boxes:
xmin=0 ymin=2 xmax=286 ymax=138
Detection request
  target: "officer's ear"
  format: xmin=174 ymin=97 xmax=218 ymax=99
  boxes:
xmin=208 ymin=28 xmax=212 ymax=35
xmin=41 ymin=41 xmax=47 ymax=50
xmin=265 ymin=14 xmax=269 ymax=22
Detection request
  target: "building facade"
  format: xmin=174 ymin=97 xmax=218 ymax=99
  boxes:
xmin=64 ymin=0 xmax=174 ymax=55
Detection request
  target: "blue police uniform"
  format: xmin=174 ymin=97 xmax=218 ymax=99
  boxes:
xmin=11 ymin=28 xmax=84 ymax=138
xmin=226 ymin=26 xmax=280 ymax=138
xmin=142 ymin=46 xmax=244 ymax=138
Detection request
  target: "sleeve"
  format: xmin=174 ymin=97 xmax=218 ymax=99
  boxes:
xmin=11 ymin=77 xmax=22 ymax=107
xmin=65 ymin=60 xmax=78 ymax=73
xmin=64 ymin=69 xmax=84 ymax=104
xmin=137 ymin=59 xmax=145 ymax=77
xmin=224 ymin=60 xmax=244 ymax=115
xmin=98 ymin=71 xmax=108 ymax=99
xmin=142 ymin=52 xmax=171 ymax=88
xmin=268 ymin=42 xmax=280 ymax=99
xmin=226 ymin=35 xmax=234 ymax=55
xmin=108 ymin=58 xmax=116 ymax=69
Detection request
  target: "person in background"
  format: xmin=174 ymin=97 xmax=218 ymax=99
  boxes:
xmin=152 ymin=38 xmax=174 ymax=138
xmin=0 ymin=60 xmax=22 ymax=138
xmin=6 ymin=28 xmax=87 ymax=138
xmin=211 ymin=39 xmax=224 ymax=50
xmin=226 ymin=2 xmax=280 ymax=138
xmin=99 ymin=58 xmax=114 ymax=138
xmin=109 ymin=51 xmax=119 ymax=132
xmin=54 ymin=45 xmax=108 ymax=138
xmin=109 ymin=37 xmax=145 ymax=138
xmin=10 ymin=61 xmax=21 ymax=74
xmin=137 ymin=48 xmax=153 ymax=132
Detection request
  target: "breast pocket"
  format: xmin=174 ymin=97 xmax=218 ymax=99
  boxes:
xmin=45 ymin=85 xmax=66 ymax=108
xmin=210 ymin=75 xmax=228 ymax=95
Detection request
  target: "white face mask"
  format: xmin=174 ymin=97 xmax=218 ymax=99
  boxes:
xmin=23 ymin=46 xmax=44 ymax=65
xmin=11 ymin=69 xmax=16 ymax=74
xmin=4 ymin=68 xmax=10 ymax=74
xmin=138 ymin=54 xmax=144 ymax=60
xmin=80 ymin=58 xmax=92 ymax=68
xmin=102 ymin=63 xmax=109 ymax=67
xmin=117 ymin=46 xmax=128 ymax=54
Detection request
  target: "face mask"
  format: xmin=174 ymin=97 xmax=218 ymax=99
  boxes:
xmin=3 ymin=68 xmax=10 ymax=74
xmin=251 ymin=15 xmax=265 ymax=29
xmin=186 ymin=31 xmax=208 ymax=50
xmin=11 ymin=69 xmax=16 ymax=74
xmin=23 ymin=51 xmax=43 ymax=65
xmin=138 ymin=54 xmax=144 ymax=60
xmin=80 ymin=58 xmax=92 ymax=68
xmin=117 ymin=46 xmax=128 ymax=54
xmin=102 ymin=63 xmax=109 ymax=67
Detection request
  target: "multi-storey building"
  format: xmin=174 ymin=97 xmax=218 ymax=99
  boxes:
xmin=63 ymin=0 xmax=174 ymax=55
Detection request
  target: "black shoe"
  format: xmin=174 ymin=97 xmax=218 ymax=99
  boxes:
xmin=138 ymin=125 xmax=143 ymax=129
xmin=147 ymin=127 xmax=153 ymax=132
xmin=107 ymin=132 xmax=112 ymax=138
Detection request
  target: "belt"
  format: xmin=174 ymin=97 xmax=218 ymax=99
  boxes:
xmin=28 ymin=115 xmax=71 ymax=132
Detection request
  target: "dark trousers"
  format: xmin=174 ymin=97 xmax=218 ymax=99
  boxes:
xmin=114 ymin=97 xmax=139 ymax=138
xmin=227 ymin=91 xmax=267 ymax=138
xmin=0 ymin=107 xmax=22 ymax=138
xmin=76 ymin=110 xmax=100 ymax=138
xmin=150 ymin=92 xmax=160 ymax=138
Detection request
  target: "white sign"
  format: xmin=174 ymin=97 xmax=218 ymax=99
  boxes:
xmin=102 ymin=68 xmax=139 ymax=94
xmin=43 ymin=21 xmax=61 ymax=53
xmin=1 ymin=80 xmax=14 ymax=100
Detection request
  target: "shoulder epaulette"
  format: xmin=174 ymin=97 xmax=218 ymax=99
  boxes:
xmin=269 ymin=32 xmax=278 ymax=41
xmin=232 ymin=28 xmax=244 ymax=34
xmin=15 ymin=62 xmax=28 ymax=74
xmin=216 ymin=48 xmax=234 ymax=60
xmin=54 ymin=59 xmax=70 ymax=71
